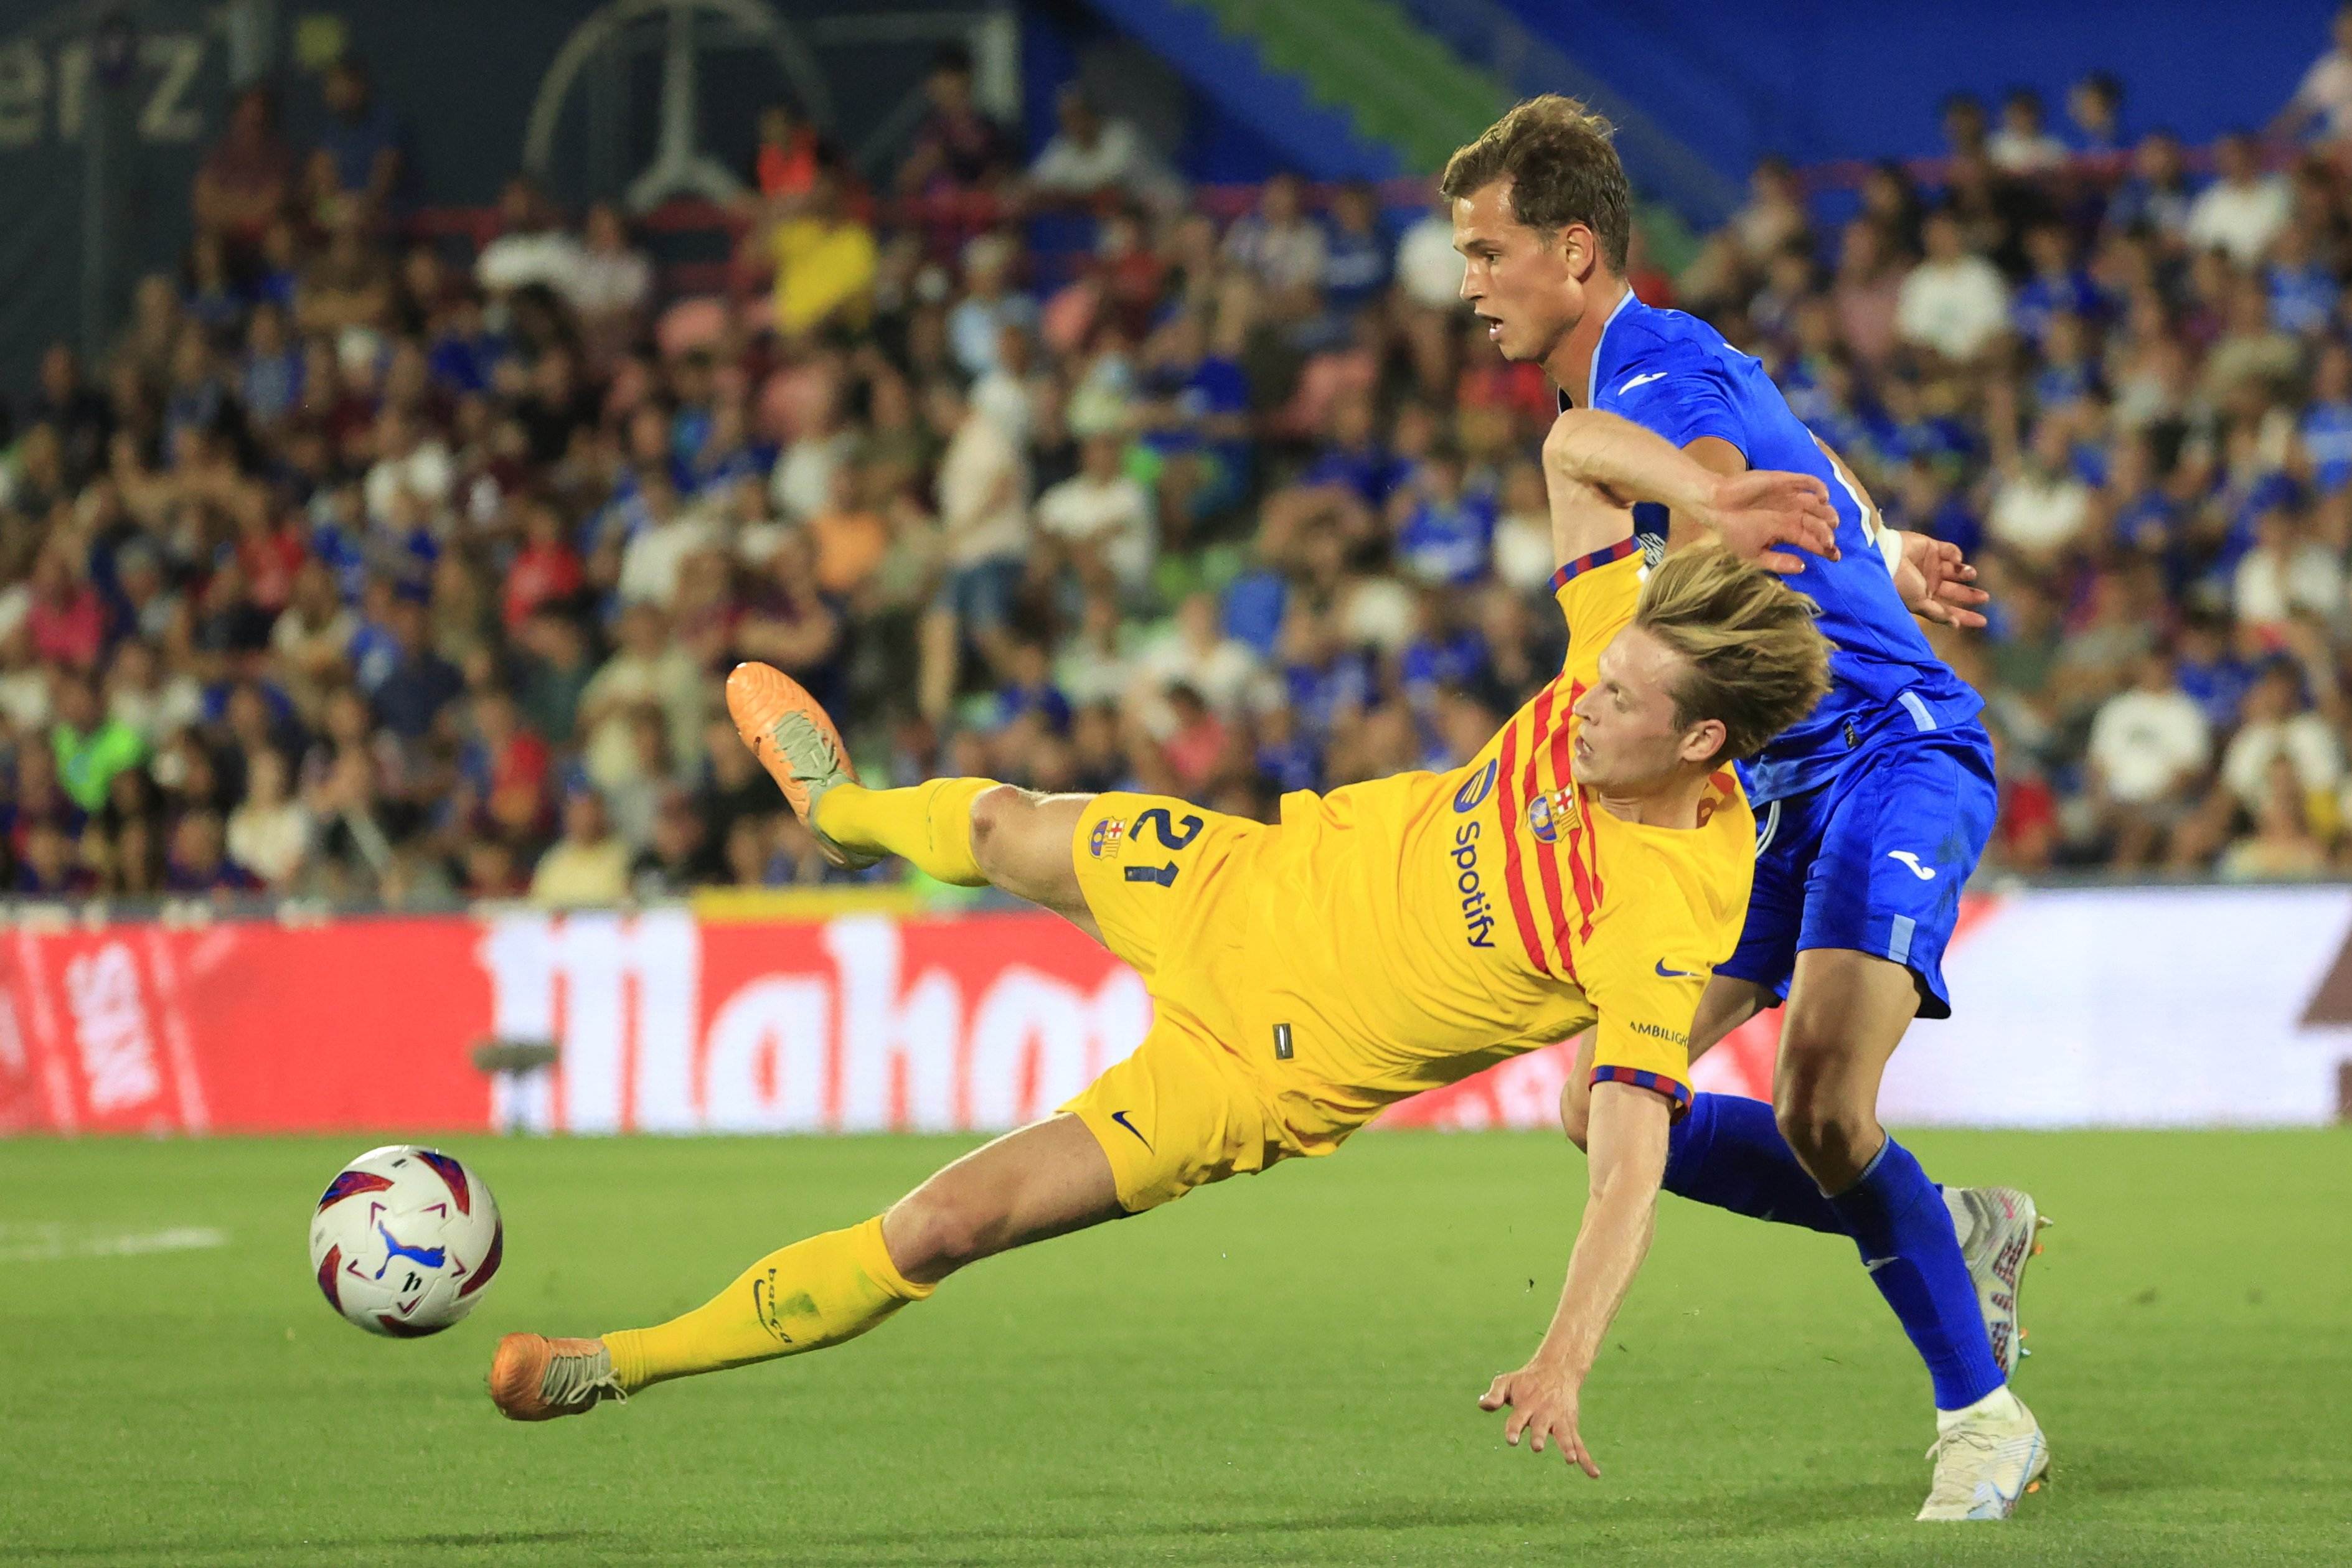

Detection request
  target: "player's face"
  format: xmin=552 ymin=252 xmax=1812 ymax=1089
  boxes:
xmin=1452 ymin=179 xmax=1588 ymax=364
xmin=1571 ymin=627 xmax=1722 ymax=793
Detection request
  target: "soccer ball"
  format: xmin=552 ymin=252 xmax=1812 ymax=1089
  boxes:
xmin=308 ymin=1145 xmax=504 ymax=1337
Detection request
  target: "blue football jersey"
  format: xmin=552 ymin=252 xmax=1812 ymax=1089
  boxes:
xmin=1569 ymin=292 xmax=1985 ymax=803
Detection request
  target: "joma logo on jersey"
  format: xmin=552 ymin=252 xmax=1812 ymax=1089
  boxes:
xmin=1451 ymin=822 xmax=1495 ymax=948
xmin=1088 ymin=818 xmax=1127 ymax=860
xmin=1454 ymin=759 xmax=1498 ymax=814
xmin=1525 ymin=786 xmax=1579 ymax=845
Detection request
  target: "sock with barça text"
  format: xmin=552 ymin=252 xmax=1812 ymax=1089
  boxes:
xmin=603 ymin=1217 xmax=931 ymax=1392
xmin=1828 ymin=1137 xmax=2006 ymax=1412
xmin=1661 ymin=1092 xmax=1846 ymax=1234
xmin=812 ymin=777 xmax=999 ymax=886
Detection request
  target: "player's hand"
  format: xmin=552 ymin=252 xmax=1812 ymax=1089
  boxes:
xmin=1894 ymin=531 xmax=1990 ymax=630
xmin=1698 ymin=469 xmax=1840 ymax=575
xmin=1479 ymin=1359 xmax=1601 ymax=1478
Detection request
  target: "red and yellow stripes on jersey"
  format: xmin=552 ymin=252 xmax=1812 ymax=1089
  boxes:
xmin=1489 ymin=535 xmax=1645 ymax=980
xmin=1491 ymin=678 xmax=1611 ymax=981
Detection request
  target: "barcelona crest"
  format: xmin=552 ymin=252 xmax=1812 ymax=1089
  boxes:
xmin=1525 ymin=786 xmax=1579 ymax=845
xmin=1089 ymin=817 xmax=1128 ymax=860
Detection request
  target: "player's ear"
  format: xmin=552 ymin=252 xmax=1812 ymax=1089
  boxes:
xmin=1679 ymin=718 xmax=1726 ymax=768
xmin=1558 ymin=222 xmax=1595 ymax=277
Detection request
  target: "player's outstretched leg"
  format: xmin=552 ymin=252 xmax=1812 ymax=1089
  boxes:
xmin=1574 ymin=971 xmax=2050 ymax=1384
xmin=724 ymin=664 xmax=1098 ymax=931
xmin=1773 ymin=949 xmax=2047 ymax=1520
xmin=489 ymin=1114 xmax=1123 ymax=1420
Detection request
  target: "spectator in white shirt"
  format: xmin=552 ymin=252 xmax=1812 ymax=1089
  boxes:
xmin=2220 ymin=662 xmax=2343 ymax=814
xmin=1896 ymin=210 xmax=2010 ymax=363
xmin=1987 ymin=88 xmax=2069 ymax=173
xmin=1133 ymin=591 xmax=1261 ymax=720
xmin=362 ymin=406 xmax=452 ymax=524
xmin=2275 ymin=4 xmax=2352 ymax=143
xmin=616 ymin=475 xmax=717 ymax=608
xmin=1987 ymin=418 xmax=2093 ymax=564
xmin=563 ymin=204 xmax=651 ymax=331
xmin=1222 ymin=172 xmax=1327 ymax=301
xmin=2088 ymin=650 xmax=2213 ymax=863
xmin=1395 ymin=193 xmax=1464 ymax=311
xmin=2185 ymin=133 xmax=2290 ymax=266
xmin=225 ymin=749 xmax=311 ymax=887
xmin=1026 ymin=87 xmax=1182 ymax=210
xmin=475 ymin=176 xmax=584 ymax=298
xmin=1037 ymin=433 xmax=1154 ymax=596
xmin=922 ymin=377 xmax=1030 ymax=718
xmin=2232 ymin=504 xmax=2348 ymax=634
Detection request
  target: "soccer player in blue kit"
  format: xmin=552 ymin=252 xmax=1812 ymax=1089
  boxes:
xmin=1446 ymin=97 xmax=2051 ymax=1519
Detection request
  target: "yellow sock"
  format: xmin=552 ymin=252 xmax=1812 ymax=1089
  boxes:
xmin=603 ymin=1216 xmax=933 ymax=1392
xmin=812 ymin=777 xmax=999 ymax=886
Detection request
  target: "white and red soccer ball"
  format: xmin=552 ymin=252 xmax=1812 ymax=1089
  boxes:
xmin=308 ymin=1145 xmax=503 ymax=1336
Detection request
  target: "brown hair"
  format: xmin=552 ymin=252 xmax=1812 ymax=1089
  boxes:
xmin=1632 ymin=546 xmax=1833 ymax=764
xmin=1440 ymin=95 xmax=1632 ymax=271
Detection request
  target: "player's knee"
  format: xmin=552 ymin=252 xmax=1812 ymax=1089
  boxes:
xmin=967 ymin=785 xmax=1030 ymax=883
xmin=887 ymin=1187 xmax=1005 ymax=1278
xmin=1772 ymin=1073 xmax=1872 ymax=1171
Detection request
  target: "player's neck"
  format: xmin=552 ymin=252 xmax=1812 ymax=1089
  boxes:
xmin=1594 ymin=768 xmax=1709 ymax=830
xmin=1543 ymin=274 xmax=1633 ymax=408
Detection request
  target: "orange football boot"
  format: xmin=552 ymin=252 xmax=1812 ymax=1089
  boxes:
xmin=723 ymin=661 xmax=877 ymax=868
xmin=487 ymin=1332 xmax=626 ymax=1421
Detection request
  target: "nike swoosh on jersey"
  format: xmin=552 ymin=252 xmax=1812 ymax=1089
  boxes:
xmin=1616 ymin=371 xmax=1668 ymax=394
xmin=1109 ymin=1110 xmax=1150 ymax=1149
xmin=1888 ymin=851 xmax=1936 ymax=880
xmin=1654 ymin=959 xmax=1697 ymax=978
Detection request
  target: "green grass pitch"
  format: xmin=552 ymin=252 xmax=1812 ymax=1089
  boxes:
xmin=3 ymin=1129 xmax=2347 ymax=1566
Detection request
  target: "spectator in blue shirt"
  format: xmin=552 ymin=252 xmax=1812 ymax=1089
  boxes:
xmin=1390 ymin=451 xmax=1496 ymax=586
xmin=1398 ymin=588 xmax=1490 ymax=714
xmin=2267 ymin=222 xmax=2337 ymax=336
xmin=2297 ymin=340 xmax=2352 ymax=492
xmin=2066 ymin=72 xmax=2127 ymax=154
xmin=372 ymin=597 xmax=464 ymax=739
xmin=2105 ymin=131 xmax=2195 ymax=246
xmin=2173 ymin=617 xmax=2256 ymax=731
xmin=2012 ymin=223 xmax=2102 ymax=347
xmin=238 ymin=301 xmax=304 ymax=429
xmin=308 ymin=57 xmax=405 ymax=224
xmin=1320 ymin=181 xmax=1391 ymax=321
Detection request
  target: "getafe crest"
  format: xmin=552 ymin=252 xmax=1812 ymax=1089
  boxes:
xmin=1088 ymin=817 xmax=1128 ymax=860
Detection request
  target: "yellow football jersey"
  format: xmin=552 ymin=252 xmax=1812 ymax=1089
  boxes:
xmin=1205 ymin=540 xmax=1755 ymax=1134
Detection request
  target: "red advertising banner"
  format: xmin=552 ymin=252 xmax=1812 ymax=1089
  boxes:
xmin=2 ymin=888 xmax=2343 ymax=1137
xmin=0 ymin=909 xmax=1156 ymax=1137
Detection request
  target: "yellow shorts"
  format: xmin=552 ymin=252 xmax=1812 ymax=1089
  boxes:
xmin=1061 ymin=792 xmax=1296 ymax=1212
xmin=1060 ymin=1016 xmax=1286 ymax=1213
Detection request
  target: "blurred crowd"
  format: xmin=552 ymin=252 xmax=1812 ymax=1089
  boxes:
xmin=9 ymin=30 xmax=2352 ymax=905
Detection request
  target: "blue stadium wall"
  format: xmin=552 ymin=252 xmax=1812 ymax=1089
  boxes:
xmin=1497 ymin=0 xmax=2331 ymax=179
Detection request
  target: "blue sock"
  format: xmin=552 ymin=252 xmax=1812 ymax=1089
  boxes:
xmin=1828 ymin=1136 xmax=2005 ymax=1411
xmin=1662 ymin=1093 xmax=1846 ymax=1234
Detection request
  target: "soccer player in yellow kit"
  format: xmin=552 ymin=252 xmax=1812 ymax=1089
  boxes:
xmin=491 ymin=418 xmax=1835 ymax=1478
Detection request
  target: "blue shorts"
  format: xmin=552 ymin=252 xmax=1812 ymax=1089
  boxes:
xmin=1721 ymin=724 xmax=1997 ymax=1020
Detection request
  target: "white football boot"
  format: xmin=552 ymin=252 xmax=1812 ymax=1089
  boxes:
xmin=1917 ymin=1391 xmax=2049 ymax=1520
xmin=1945 ymin=1185 xmax=2049 ymax=1376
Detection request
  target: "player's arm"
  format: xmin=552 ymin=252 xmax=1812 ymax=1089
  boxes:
xmin=1542 ymin=410 xmax=1837 ymax=574
xmin=1810 ymin=433 xmax=1992 ymax=631
xmin=1478 ymin=1082 xmax=1667 ymax=1478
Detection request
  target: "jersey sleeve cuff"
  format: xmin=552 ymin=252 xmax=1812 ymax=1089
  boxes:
xmin=1548 ymin=535 xmax=1642 ymax=593
xmin=1589 ymin=1064 xmax=1694 ymax=1120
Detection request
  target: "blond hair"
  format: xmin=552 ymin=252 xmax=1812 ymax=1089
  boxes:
xmin=1439 ymin=95 xmax=1632 ymax=271
xmin=1632 ymin=547 xmax=1833 ymax=764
